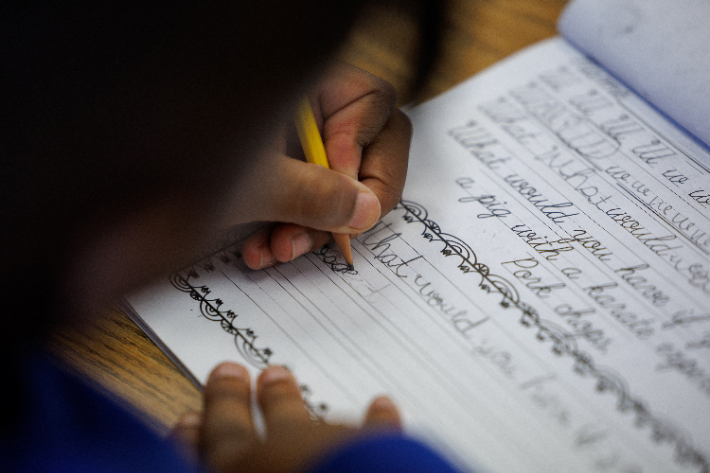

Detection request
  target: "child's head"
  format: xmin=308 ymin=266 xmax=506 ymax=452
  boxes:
xmin=3 ymin=1 xmax=366 ymax=321
xmin=1 ymin=0 xmax=445 ymax=356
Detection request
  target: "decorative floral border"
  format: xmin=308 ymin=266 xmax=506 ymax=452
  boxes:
xmin=399 ymin=199 xmax=708 ymax=472
xmin=164 ymin=201 xmax=708 ymax=466
xmin=170 ymin=267 xmax=273 ymax=368
xmin=169 ymin=248 xmax=328 ymax=421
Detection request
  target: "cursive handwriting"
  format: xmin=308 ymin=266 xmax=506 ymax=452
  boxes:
xmin=397 ymin=200 xmax=708 ymax=471
xmin=554 ymin=303 xmax=612 ymax=352
xmin=413 ymin=274 xmax=490 ymax=337
xmin=504 ymin=173 xmax=580 ymax=223
xmin=456 ymin=177 xmax=511 ymax=219
xmin=510 ymin=83 xmax=620 ymax=160
xmin=502 ymin=257 xmax=566 ymax=298
xmin=583 ymin=283 xmax=655 ymax=339
xmin=632 ymin=140 xmax=678 ymax=166
xmin=570 ymin=229 xmax=613 ymax=262
xmin=662 ymin=169 xmax=689 ymax=186
xmin=360 ymin=221 xmax=487 ymax=338
xmin=314 ymin=245 xmax=359 ymax=275
xmin=656 ymin=343 xmax=710 ymax=399
xmin=510 ymin=224 xmax=575 ymax=261
xmin=614 ymin=264 xmax=670 ymax=307
xmin=662 ymin=310 xmax=710 ymax=329
xmin=449 ymin=121 xmax=513 ymax=169
xmin=687 ymin=332 xmax=710 ymax=351
xmin=689 ymin=190 xmax=710 ymax=205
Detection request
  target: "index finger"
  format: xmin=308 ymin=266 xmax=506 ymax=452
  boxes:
xmin=315 ymin=63 xmax=398 ymax=180
xmin=257 ymin=365 xmax=312 ymax=431
xmin=201 ymin=363 xmax=256 ymax=473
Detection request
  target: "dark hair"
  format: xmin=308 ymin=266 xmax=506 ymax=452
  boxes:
xmin=0 ymin=0 xmax=447 ymax=425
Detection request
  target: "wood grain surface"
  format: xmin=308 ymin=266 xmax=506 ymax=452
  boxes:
xmin=48 ymin=0 xmax=570 ymax=436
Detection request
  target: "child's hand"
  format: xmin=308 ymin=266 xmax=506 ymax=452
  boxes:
xmin=170 ymin=362 xmax=401 ymax=473
xmin=229 ymin=63 xmax=412 ymax=269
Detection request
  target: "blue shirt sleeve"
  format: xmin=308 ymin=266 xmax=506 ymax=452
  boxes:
xmin=308 ymin=434 xmax=464 ymax=473
xmin=2 ymin=352 xmax=200 ymax=473
xmin=4 ymin=352 xmax=463 ymax=473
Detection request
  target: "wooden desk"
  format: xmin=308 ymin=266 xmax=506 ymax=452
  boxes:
xmin=48 ymin=0 xmax=570 ymax=436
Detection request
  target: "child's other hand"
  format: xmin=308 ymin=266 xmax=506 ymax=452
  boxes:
xmin=229 ymin=63 xmax=411 ymax=269
xmin=170 ymin=362 xmax=401 ymax=473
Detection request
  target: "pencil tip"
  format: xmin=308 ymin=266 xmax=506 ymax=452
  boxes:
xmin=346 ymin=264 xmax=355 ymax=272
xmin=333 ymin=233 xmax=354 ymax=268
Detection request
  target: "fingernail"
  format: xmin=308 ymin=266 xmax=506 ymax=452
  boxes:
xmin=290 ymin=232 xmax=312 ymax=260
xmin=348 ymin=190 xmax=381 ymax=231
xmin=176 ymin=411 xmax=202 ymax=429
xmin=210 ymin=362 xmax=249 ymax=382
xmin=371 ymin=396 xmax=396 ymax=411
xmin=260 ymin=365 xmax=292 ymax=386
xmin=257 ymin=248 xmax=277 ymax=269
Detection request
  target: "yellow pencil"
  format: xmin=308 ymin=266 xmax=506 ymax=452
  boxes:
xmin=294 ymin=96 xmax=354 ymax=268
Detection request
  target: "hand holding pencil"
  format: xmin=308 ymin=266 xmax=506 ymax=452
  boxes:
xmin=239 ymin=63 xmax=412 ymax=270
xmin=294 ymin=96 xmax=355 ymax=268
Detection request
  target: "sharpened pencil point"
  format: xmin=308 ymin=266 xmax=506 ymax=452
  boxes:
xmin=333 ymin=233 xmax=354 ymax=267
xmin=294 ymin=97 xmax=355 ymax=268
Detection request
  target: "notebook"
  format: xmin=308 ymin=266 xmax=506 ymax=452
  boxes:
xmin=124 ymin=1 xmax=710 ymax=471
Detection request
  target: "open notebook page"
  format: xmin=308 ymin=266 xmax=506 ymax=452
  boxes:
xmin=559 ymin=0 xmax=710 ymax=149
xmin=126 ymin=38 xmax=710 ymax=473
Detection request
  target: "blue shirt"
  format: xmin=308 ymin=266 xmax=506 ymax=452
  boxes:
xmin=3 ymin=352 xmax=462 ymax=473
